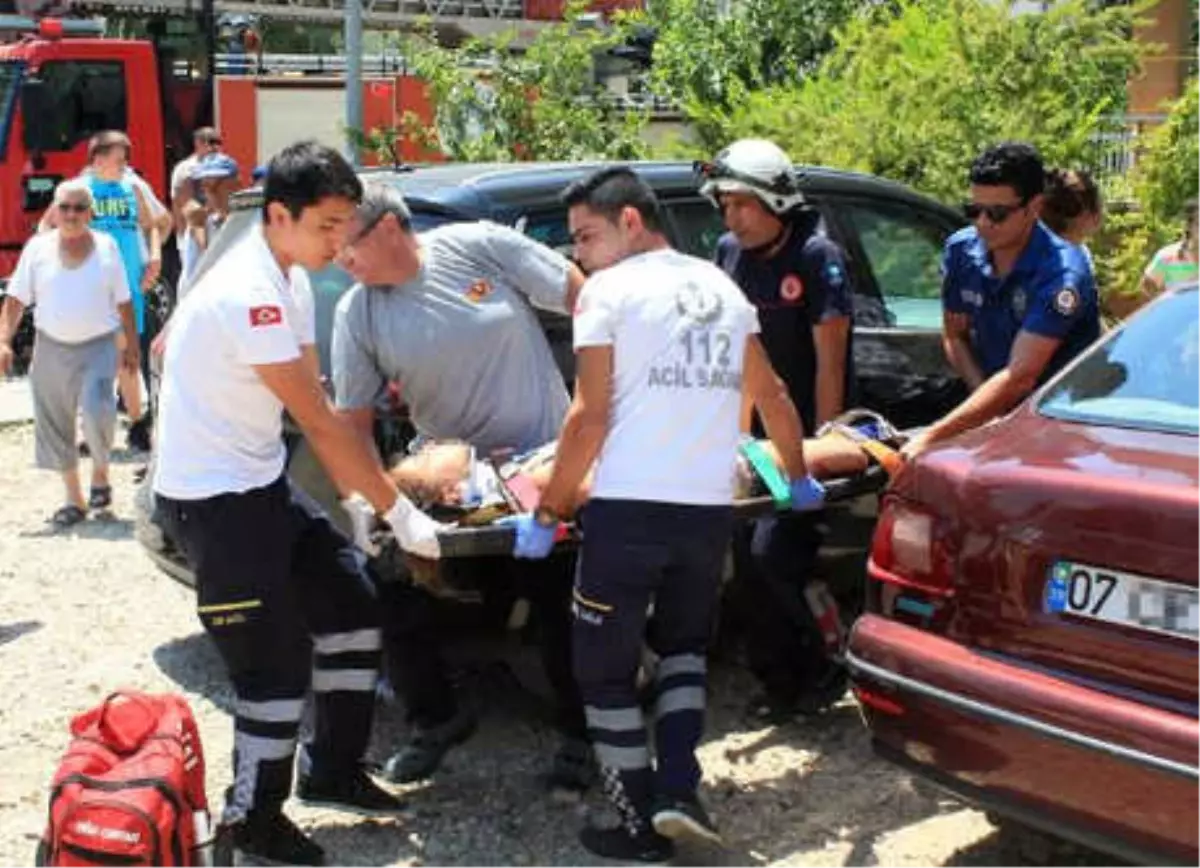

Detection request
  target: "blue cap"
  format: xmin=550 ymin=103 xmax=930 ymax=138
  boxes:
xmin=192 ymin=153 xmax=240 ymax=182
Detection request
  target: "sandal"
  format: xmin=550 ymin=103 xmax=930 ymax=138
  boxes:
xmin=89 ymin=485 xmax=113 ymax=510
xmin=50 ymin=505 xmax=87 ymax=528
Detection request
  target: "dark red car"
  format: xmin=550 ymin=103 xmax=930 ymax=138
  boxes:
xmin=847 ymin=285 xmax=1199 ymax=865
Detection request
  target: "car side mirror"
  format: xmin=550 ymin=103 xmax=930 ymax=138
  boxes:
xmin=20 ymin=77 xmax=53 ymax=158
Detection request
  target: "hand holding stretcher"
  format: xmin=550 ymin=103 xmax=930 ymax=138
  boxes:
xmin=364 ymin=410 xmax=908 ymax=568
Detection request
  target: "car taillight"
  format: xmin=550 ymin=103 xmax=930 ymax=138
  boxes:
xmin=868 ymin=496 xmax=954 ymax=599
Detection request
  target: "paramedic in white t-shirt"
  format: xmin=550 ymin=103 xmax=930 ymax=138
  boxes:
xmin=151 ymin=140 xmax=438 ymax=867
xmin=504 ymin=167 xmax=826 ymax=863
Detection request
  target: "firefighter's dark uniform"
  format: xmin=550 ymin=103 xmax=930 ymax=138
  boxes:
xmin=715 ymin=210 xmax=856 ymax=708
xmin=152 ymin=226 xmax=382 ymax=825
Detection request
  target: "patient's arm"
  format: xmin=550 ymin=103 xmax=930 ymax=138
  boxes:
xmin=754 ymin=435 xmax=870 ymax=481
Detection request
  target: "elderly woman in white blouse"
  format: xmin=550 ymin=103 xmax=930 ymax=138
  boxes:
xmin=0 ymin=179 xmax=139 ymax=527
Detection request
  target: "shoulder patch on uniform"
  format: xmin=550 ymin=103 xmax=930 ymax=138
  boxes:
xmin=1053 ymin=286 xmax=1080 ymax=316
xmin=465 ymin=279 xmax=492 ymax=303
xmin=249 ymin=305 xmax=283 ymax=328
xmin=824 ymin=261 xmax=845 ymax=287
xmin=780 ymin=274 xmax=804 ymax=303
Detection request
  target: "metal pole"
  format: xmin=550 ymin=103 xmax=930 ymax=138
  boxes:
xmin=202 ymin=0 xmax=216 ymax=127
xmin=344 ymin=0 xmax=363 ymax=167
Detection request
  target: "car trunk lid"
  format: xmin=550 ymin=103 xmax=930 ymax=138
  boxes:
xmin=910 ymin=411 xmax=1198 ymax=713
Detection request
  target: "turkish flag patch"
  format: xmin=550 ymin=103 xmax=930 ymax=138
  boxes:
xmin=249 ymin=305 xmax=283 ymax=328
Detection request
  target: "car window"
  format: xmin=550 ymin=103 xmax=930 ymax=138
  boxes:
xmin=662 ymin=198 xmax=724 ymax=259
xmin=37 ymin=60 xmax=127 ymax=153
xmin=307 ymin=265 xmax=351 ymax=379
xmin=842 ymin=202 xmax=949 ymax=330
xmin=520 ymin=211 xmax=573 ymax=259
xmin=1038 ymin=286 xmax=1199 ymax=436
xmin=0 ymin=61 xmax=20 ymax=161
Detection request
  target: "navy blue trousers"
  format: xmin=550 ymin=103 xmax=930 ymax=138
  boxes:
xmin=158 ymin=477 xmax=381 ymax=824
xmin=571 ymin=498 xmax=733 ymax=835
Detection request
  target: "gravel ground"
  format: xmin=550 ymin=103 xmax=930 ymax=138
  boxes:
xmin=0 ymin=421 xmax=1114 ymax=866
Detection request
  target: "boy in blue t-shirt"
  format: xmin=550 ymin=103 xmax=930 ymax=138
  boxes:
xmin=84 ymin=131 xmax=162 ymax=449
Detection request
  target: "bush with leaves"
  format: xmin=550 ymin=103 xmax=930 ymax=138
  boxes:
xmin=354 ymin=2 xmax=650 ymax=164
xmin=708 ymin=0 xmax=1141 ymax=203
xmin=1093 ymin=76 xmax=1199 ymax=309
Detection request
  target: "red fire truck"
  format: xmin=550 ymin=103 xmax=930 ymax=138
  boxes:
xmin=0 ymin=15 xmax=207 ymax=286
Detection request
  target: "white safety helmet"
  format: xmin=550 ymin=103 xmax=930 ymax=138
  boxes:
xmin=698 ymin=138 xmax=806 ymax=216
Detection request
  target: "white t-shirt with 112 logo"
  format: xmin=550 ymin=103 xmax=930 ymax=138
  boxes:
xmin=573 ymin=247 xmax=760 ymax=506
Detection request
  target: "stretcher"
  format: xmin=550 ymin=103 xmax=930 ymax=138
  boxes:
xmin=401 ymin=410 xmax=909 ymax=562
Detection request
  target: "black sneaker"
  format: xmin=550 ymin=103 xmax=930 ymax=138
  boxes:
xmin=229 ymin=811 xmax=325 ymax=866
xmin=545 ymin=737 xmax=597 ymax=798
xmin=579 ymin=824 xmax=674 ymax=864
xmin=296 ymin=766 xmax=407 ymax=816
xmin=652 ymin=797 xmax=722 ymax=846
xmin=382 ymin=708 xmax=477 ymax=783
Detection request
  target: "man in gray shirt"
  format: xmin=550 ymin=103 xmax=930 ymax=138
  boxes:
xmin=333 ymin=197 xmax=575 ymax=452
xmin=332 ymin=182 xmax=591 ymax=792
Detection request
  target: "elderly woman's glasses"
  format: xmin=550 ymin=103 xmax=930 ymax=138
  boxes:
xmin=57 ymin=202 xmax=90 ymax=214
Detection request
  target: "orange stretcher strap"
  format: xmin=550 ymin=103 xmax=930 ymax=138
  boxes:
xmin=828 ymin=425 xmax=905 ymax=478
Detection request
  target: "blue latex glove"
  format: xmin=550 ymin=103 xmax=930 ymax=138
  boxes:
xmin=789 ymin=475 xmax=827 ymax=512
xmin=498 ymin=514 xmax=557 ymax=560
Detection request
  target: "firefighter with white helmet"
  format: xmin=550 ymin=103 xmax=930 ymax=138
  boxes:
xmin=701 ymin=138 xmax=856 ymax=722
xmin=700 ymin=139 xmax=808 ymax=217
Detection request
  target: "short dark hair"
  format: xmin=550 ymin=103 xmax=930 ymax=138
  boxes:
xmin=561 ymin=166 xmax=664 ymax=234
xmin=1041 ymin=168 xmax=1102 ymax=234
xmin=261 ymin=140 xmax=362 ymax=221
xmin=969 ymin=141 xmax=1046 ymax=202
xmin=87 ymin=130 xmax=131 ymax=162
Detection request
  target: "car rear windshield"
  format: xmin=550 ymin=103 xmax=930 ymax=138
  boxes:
xmin=0 ymin=62 xmax=21 ymax=161
xmin=1038 ymin=285 xmax=1199 ymax=436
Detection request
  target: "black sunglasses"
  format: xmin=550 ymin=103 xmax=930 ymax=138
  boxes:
xmin=964 ymin=201 xmax=1027 ymax=224
xmin=57 ymin=202 xmax=89 ymax=214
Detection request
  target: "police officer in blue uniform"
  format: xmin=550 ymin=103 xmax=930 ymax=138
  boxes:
xmin=699 ymin=139 xmax=856 ymax=720
xmin=904 ymin=142 xmax=1099 ymax=458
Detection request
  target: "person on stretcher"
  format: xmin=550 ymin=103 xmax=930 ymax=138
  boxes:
xmin=389 ymin=410 xmax=903 ymax=519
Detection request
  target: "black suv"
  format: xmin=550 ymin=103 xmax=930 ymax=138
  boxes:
xmin=136 ymin=159 xmax=967 ymax=586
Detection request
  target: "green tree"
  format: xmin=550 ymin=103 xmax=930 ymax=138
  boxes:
xmin=714 ymin=0 xmax=1143 ymax=201
xmin=642 ymin=0 xmax=878 ymax=152
xmin=357 ymin=3 xmax=649 ymax=163
xmin=1095 ymin=76 xmax=1199 ymax=302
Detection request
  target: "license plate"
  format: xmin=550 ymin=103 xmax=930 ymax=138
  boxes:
xmin=1045 ymin=561 xmax=1199 ymax=642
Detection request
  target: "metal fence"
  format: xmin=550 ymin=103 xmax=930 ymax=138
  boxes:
xmin=1089 ymin=114 xmax=1169 ymax=180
